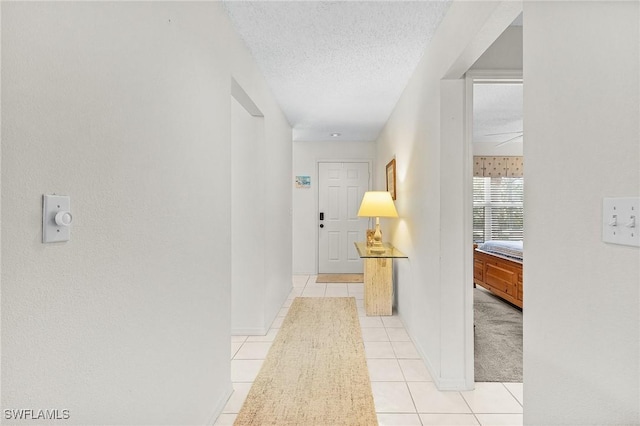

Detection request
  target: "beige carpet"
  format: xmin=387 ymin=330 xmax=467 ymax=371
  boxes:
xmin=315 ymin=273 xmax=364 ymax=283
xmin=474 ymin=288 xmax=523 ymax=382
xmin=234 ymin=297 xmax=377 ymax=426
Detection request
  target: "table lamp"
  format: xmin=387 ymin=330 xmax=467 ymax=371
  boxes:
xmin=357 ymin=191 xmax=398 ymax=253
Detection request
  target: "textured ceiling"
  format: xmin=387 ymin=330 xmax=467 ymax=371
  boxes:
xmin=473 ymin=83 xmax=523 ymax=144
xmin=223 ymin=1 xmax=451 ymax=142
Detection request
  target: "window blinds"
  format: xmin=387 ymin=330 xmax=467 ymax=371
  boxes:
xmin=473 ymin=177 xmax=524 ymax=242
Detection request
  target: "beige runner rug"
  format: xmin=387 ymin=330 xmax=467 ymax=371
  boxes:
xmin=234 ymin=297 xmax=377 ymax=426
xmin=315 ymin=273 xmax=364 ymax=283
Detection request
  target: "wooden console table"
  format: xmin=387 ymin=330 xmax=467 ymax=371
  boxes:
xmin=354 ymin=242 xmax=407 ymax=316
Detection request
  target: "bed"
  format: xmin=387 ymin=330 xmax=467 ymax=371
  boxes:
xmin=473 ymin=240 xmax=523 ymax=308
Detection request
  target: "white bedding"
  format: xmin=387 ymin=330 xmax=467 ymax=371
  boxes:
xmin=477 ymin=240 xmax=523 ymax=261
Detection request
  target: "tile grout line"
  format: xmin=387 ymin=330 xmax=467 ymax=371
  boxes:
xmin=401 ymin=379 xmax=421 ymax=418
xmin=501 ymin=382 xmax=524 ymax=408
xmin=472 ymin=412 xmax=482 ymax=425
xmin=458 ymin=389 xmax=479 ymax=422
xmin=225 ymin=276 xmax=523 ymax=426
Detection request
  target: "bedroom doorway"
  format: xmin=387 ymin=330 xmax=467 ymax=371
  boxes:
xmin=468 ymin=75 xmax=524 ymax=383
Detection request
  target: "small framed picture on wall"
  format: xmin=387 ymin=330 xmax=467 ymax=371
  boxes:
xmin=386 ymin=158 xmax=396 ymax=200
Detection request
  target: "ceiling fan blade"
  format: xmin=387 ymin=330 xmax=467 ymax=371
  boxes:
xmin=483 ymin=131 xmax=524 ymax=136
xmin=495 ymin=134 xmax=524 ymax=147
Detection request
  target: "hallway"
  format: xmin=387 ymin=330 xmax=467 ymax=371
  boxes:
xmin=217 ymin=276 xmax=523 ymax=426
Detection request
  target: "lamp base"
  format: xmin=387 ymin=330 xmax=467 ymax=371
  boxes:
xmin=367 ymin=218 xmax=386 ymax=253
xmin=368 ymin=244 xmax=386 ymax=254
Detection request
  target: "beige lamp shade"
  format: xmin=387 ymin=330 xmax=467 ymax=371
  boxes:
xmin=357 ymin=191 xmax=398 ymax=218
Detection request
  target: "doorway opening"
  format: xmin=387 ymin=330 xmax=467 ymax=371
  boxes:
xmin=467 ymin=74 xmax=524 ymax=383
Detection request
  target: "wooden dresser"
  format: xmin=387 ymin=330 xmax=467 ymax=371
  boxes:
xmin=474 ymin=248 xmax=523 ymax=308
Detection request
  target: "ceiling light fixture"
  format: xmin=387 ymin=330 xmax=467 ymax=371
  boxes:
xmin=330 ymin=133 xmax=341 ymax=137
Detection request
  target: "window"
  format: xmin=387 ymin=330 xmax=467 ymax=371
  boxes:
xmin=473 ymin=177 xmax=523 ymax=242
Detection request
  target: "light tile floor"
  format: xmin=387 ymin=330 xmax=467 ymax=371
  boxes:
xmin=216 ymin=275 xmax=523 ymax=426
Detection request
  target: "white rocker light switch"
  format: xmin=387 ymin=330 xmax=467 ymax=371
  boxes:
xmin=602 ymin=197 xmax=640 ymax=247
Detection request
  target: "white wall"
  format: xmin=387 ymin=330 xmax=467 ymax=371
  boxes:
xmin=292 ymin=141 xmax=375 ymax=274
xmin=230 ymin=90 xmax=291 ymax=335
xmin=231 ymin=98 xmax=266 ymax=334
xmin=470 ymin=26 xmax=522 ymax=71
xmin=1 ymin=2 xmax=291 ymax=424
xmin=374 ymin=1 xmax=522 ymax=389
xmin=523 ymin=2 xmax=639 ymax=424
xmin=262 ymin=106 xmax=294 ymax=330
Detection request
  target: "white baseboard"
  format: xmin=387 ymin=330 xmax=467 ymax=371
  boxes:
xmin=435 ymin=377 xmax=471 ymax=390
xmin=206 ymin=383 xmax=233 ymax=425
xmin=408 ymin=320 xmax=472 ymax=391
xmin=231 ymin=326 xmax=268 ymax=336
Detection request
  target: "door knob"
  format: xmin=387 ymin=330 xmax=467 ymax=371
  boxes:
xmin=320 ymin=224 xmax=324 ymax=228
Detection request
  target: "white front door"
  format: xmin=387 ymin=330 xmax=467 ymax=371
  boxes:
xmin=318 ymin=162 xmax=370 ymax=273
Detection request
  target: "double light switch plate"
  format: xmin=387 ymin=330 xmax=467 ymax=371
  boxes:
xmin=602 ymin=197 xmax=639 ymax=247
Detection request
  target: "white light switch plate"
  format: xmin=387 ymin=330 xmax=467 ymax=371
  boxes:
xmin=602 ymin=197 xmax=640 ymax=247
xmin=43 ymin=194 xmax=72 ymax=243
